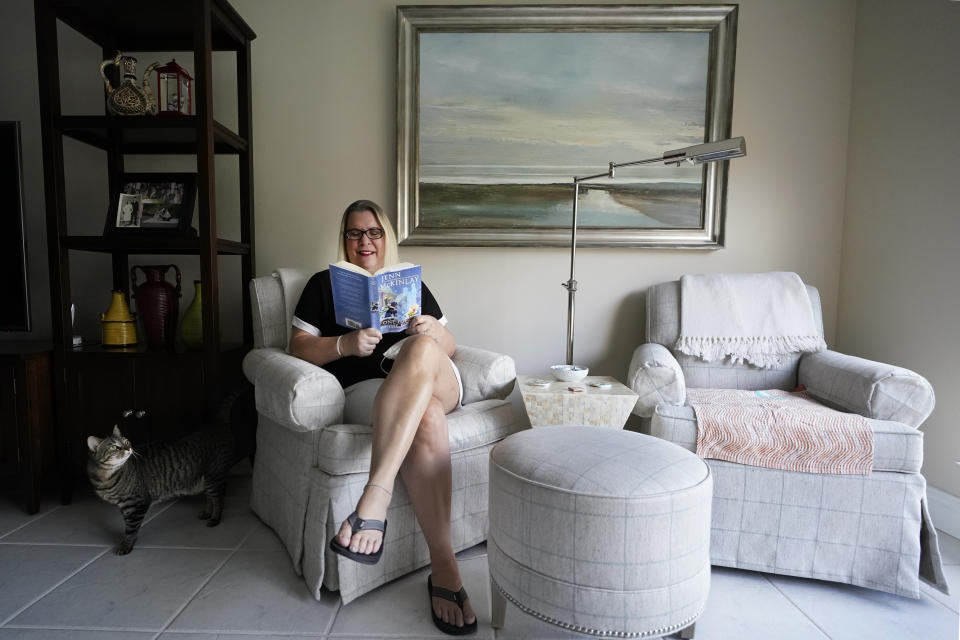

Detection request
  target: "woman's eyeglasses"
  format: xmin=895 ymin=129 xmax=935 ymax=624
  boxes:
xmin=344 ymin=227 xmax=385 ymax=241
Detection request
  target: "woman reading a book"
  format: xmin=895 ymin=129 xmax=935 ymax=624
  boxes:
xmin=288 ymin=200 xmax=475 ymax=634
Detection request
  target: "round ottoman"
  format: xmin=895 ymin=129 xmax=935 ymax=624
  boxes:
xmin=488 ymin=426 xmax=712 ymax=638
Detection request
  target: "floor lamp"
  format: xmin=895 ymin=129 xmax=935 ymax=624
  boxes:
xmin=562 ymin=136 xmax=747 ymax=366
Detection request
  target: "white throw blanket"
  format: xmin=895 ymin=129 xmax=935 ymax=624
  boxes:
xmin=676 ymin=272 xmax=826 ymax=368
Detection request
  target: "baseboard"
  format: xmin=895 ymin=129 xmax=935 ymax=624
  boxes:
xmin=927 ymin=486 xmax=960 ymax=540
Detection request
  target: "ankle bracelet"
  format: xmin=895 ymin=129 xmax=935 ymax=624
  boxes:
xmin=365 ymin=482 xmax=393 ymax=496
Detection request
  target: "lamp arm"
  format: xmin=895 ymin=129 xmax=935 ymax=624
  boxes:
xmin=609 ymin=156 xmax=665 ymax=171
xmin=562 ymin=136 xmax=745 ymax=368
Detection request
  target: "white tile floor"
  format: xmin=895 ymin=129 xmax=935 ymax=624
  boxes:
xmin=1 ymin=466 xmax=957 ymax=640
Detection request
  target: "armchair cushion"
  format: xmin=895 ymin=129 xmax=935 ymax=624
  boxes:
xmin=628 ymin=343 xmax=686 ymax=417
xmin=651 ymin=403 xmax=924 ymax=474
xmin=316 ymin=399 xmax=516 ymax=475
xmin=342 ymin=378 xmax=382 ymax=425
xmin=383 ymin=340 xmax=517 ymax=405
xmin=453 ymin=345 xmax=517 ymax=404
xmin=799 ymin=350 xmax=935 ymax=429
xmin=243 ymin=348 xmax=345 ymax=432
xmin=249 ymin=272 xmax=287 ymax=350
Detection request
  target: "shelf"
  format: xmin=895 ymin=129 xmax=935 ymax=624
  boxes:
xmin=58 ymin=116 xmax=247 ymax=154
xmin=67 ymin=342 xmax=247 ymax=359
xmin=0 ymin=342 xmax=52 ymax=356
xmin=52 ymin=0 xmax=255 ymax=51
xmin=64 ymin=235 xmax=250 ymax=256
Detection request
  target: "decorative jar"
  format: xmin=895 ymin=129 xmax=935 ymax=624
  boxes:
xmin=101 ymin=291 xmax=138 ymax=347
xmin=131 ymin=264 xmax=181 ymax=350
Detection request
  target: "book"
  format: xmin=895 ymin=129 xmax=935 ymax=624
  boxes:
xmin=329 ymin=261 xmax=422 ymax=333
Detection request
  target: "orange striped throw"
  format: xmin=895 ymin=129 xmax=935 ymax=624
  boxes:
xmin=688 ymin=388 xmax=874 ymax=475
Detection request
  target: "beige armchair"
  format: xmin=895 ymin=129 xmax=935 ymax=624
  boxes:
xmin=628 ymin=277 xmax=948 ymax=599
xmin=243 ymin=269 xmax=518 ymax=603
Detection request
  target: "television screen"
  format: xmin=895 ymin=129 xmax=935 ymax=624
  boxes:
xmin=0 ymin=121 xmax=31 ymax=331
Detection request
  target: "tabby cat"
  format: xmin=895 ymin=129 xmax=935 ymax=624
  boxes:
xmin=86 ymin=424 xmax=237 ymax=555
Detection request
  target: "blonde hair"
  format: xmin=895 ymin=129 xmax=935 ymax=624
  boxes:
xmin=336 ymin=199 xmax=400 ymax=268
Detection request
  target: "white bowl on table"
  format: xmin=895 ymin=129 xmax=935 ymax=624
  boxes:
xmin=550 ymin=364 xmax=589 ymax=382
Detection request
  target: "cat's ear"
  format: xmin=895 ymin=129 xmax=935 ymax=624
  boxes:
xmin=87 ymin=436 xmax=101 ymax=452
xmin=112 ymin=425 xmax=123 ymax=438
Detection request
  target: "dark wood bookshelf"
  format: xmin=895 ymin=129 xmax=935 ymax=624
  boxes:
xmin=34 ymin=0 xmax=256 ymax=502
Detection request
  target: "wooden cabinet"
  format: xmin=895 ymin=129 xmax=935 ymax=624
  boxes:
xmin=0 ymin=344 xmax=55 ymax=514
xmin=34 ymin=0 xmax=257 ymax=500
xmin=67 ymin=351 xmax=205 ymax=464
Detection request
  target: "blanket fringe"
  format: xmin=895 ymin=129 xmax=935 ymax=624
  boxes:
xmin=676 ymin=335 xmax=827 ymax=368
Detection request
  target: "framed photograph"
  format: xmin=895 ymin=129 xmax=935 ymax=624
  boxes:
xmin=104 ymin=173 xmax=197 ymax=236
xmin=397 ymin=5 xmax=740 ymax=248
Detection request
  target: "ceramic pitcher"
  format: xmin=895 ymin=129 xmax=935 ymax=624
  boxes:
xmin=99 ymin=54 xmax=158 ymax=116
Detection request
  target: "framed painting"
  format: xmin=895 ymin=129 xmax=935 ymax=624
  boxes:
xmin=104 ymin=172 xmax=197 ymax=237
xmin=397 ymin=5 xmax=740 ymax=247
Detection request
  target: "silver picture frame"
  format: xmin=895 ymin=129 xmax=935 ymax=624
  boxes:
xmin=396 ymin=4 xmax=739 ymax=248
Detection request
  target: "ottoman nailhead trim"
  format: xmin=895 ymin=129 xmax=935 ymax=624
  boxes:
xmin=491 ymin=577 xmax=702 ymax=639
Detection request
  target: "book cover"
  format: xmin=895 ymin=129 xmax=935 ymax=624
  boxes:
xmin=329 ymin=261 xmax=422 ymax=333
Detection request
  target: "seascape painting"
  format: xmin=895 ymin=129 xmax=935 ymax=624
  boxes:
xmin=418 ymin=32 xmax=708 ymax=230
xmin=396 ymin=6 xmax=740 ymax=247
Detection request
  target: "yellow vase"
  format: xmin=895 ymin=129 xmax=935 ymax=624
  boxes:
xmin=101 ymin=291 xmax=138 ymax=347
xmin=180 ymin=280 xmax=203 ymax=350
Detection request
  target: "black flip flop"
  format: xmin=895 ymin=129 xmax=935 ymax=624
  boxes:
xmin=428 ymin=574 xmax=478 ymax=636
xmin=329 ymin=511 xmax=387 ymax=565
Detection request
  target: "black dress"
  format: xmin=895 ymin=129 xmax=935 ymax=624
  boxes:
xmin=292 ymin=269 xmax=445 ymax=389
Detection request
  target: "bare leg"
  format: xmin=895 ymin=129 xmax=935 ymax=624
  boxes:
xmin=400 ymin=398 xmax=475 ymax=628
xmin=335 ymin=335 xmax=460 ymax=557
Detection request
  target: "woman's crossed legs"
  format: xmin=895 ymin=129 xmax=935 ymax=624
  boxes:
xmin=333 ymin=335 xmax=475 ymax=629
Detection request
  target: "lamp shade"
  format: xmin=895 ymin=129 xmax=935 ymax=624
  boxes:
xmin=662 ymin=136 xmax=746 ymax=165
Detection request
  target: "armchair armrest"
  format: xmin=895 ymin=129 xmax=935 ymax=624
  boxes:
xmin=798 ymin=349 xmax=935 ymax=428
xmin=452 ymin=345 xmax=516 ymax=405
xmin=242 ymin=347 xmax=345 ymax=432
xmin=628 ymin=343 xmax=686 ymax=418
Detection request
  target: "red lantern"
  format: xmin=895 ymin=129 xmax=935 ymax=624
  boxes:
xmin=154 ymin=59 xmax=193 ymax=116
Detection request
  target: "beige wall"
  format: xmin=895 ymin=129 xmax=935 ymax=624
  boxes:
xmin=838 ymin=0 xmax=960 ymax=495
xmin=231 ymin=0 xmax=856 ymax=379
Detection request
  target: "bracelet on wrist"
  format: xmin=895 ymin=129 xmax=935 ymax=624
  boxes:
xmin=336 ymin=334 xmax=344 ymax=358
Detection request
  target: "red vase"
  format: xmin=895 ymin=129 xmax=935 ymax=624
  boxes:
xmin=131 ymin=264 xmax=181 ymax=350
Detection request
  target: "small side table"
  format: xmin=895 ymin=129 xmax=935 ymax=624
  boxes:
xmin=517 ymin=375 xmax=639 ymax=428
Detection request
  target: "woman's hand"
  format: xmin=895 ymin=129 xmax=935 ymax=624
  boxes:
xmin=343 ymin=328 xmax=382 ymax=357
xmin=405 ymin=315 xmax=442 ymax=341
